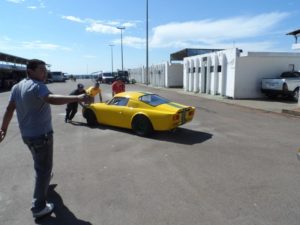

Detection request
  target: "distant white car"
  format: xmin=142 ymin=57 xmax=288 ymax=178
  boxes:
xmin=101 ymin=72 xmax=115 ymax=84
xmin=261 ymin=71 xmax=300 ymax=101
xmin=50 ymin=71 xmax=66 ymax=82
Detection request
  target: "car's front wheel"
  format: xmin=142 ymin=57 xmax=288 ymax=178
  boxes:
xmin=132 ymin=115 xmax=153 ymax=137
xmin=83 ymin=109 xmax=98 ymax=127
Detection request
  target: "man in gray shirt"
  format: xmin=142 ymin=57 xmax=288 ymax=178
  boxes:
xmin=0 ymin=59 xmax=88 ymax=219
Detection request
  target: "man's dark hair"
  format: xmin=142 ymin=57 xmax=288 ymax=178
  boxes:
xmin=27 ymin=59 xmax=46 ymax=70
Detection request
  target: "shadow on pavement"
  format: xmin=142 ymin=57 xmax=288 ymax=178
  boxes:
xmin=69 ymin=122 xmax=212 ymax=145
xmin=150 ymin=128 xmax=213 ymax=145
xmin=35 ymin=184 xmax=92 ymax=225
xmin=68 ymin=121 xmax=88 ymax=127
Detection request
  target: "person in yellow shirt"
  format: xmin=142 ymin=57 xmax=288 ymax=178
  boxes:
xmin=86 ymin=82 xmax=103 ymax=103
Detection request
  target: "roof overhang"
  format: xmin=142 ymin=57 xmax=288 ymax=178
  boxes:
xmin=170 ymin=48 xmax=223 ymax=61
xmin=286 ymin=29 xmax=300 ymax=36
xmin=0 ymin=52 xmax=29 ymax=65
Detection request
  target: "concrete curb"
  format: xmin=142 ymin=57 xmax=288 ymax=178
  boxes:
xmin=282 ymin=108 xmax=300 ymax=117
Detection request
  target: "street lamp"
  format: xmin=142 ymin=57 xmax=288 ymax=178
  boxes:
xmin=117 ymin=26 xmax=125 ymax=73
xmin=146 ymin=0 xmax=149 ymax=85
xmin=109 ymin=44 xmax=114 ymax=75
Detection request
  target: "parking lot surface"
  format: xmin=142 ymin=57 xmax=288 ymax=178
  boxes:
xmin=0 ymin=80 xmax=299 ymax=225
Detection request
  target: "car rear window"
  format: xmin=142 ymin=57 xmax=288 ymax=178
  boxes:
xmin=140 ymin=94 xmax=170 ymax=106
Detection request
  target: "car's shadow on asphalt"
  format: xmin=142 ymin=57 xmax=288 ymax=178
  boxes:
xmin=149 ymin=128 xmax=213 ymax=145
xmin=69 ymin=121 xmax=212 ymax=145
xmin=34 ymin=184 xmax=92 ymax=225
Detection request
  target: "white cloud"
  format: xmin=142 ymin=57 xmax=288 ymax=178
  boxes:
xmin=113 ymin=36 xmax=145 ymax=49
xmin=150 ymin=12 xmax=289 ymax=49
xmin=27 ymin=6 xmax=37 ymax=10
xmin=107 ymin=20 xmax=120 ymax=26
xmin=62 ymin=15 xmax=84 ymax=23
xmin=86 ymin=22 xmax=119 ymax=34
xmin=6 ymin=0 xmax=25 ymax=3
xmin=7 ymin=0 xmax=46 ymax=9
xmin=61 ymin=15 xmax=138 ymax=34
xmin=122 ymin=22 xmax=137 ymax=28
xmin=21 ymin=41 xmax=71 ymax=51
xmin=0 ymin=36 xmax=71 ymax=52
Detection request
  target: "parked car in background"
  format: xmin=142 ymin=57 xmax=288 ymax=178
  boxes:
xmin=50 ymin=71 xmax=66 ymax=82
xmin=261 ymin=71 xmax=300 ymax=101
xmin=101 ymin=72 xmax=115 ymax=84
xmin=82 ymin=91 xmax=196 ymax=136
xmin=117 ymin=70 xmax=130 ymax=83
xmin=46 ymin=72 xmax=53 ymax=83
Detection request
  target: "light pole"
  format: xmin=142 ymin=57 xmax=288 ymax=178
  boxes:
xmin=146 ymin=0 xmax=149 ymax=85
xmin=117 ymin=26 xmax=125 ymax=73
xmin=109 ymin=44 xmax=114 ymax=75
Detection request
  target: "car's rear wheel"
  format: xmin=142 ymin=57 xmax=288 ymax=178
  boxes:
xmin=292 ymin=88 xmax=299 ymax=102
xmin=84 ymin=109 xmax=98 ymax=126
xmin=132 ymin=115 xmax=153 ymax=136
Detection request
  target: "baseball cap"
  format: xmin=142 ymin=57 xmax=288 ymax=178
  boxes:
xmin=77 ymin=83 xmax=84 ymax=89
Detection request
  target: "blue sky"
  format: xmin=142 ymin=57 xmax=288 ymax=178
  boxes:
xmin=1 ymin=0 xmax=300 ymax=74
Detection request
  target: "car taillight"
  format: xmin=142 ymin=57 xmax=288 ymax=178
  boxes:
xmin=188 ymin=110 xmax=194 ymax=116
xmin=173 ymin=114 xmax=180 ymax=121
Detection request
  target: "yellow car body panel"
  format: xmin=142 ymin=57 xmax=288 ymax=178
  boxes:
xmin=83 ymin=91 xmax=195 ymax=132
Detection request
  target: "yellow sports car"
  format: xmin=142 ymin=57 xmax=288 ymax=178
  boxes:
xmin=82 ymin=91 xmax=195 ymax=136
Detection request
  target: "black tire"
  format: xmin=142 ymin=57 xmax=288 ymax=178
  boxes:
xmin=292 ymin=88 xmax=299 ymax=102
xmin=132 ymin=115 xmax=153 ymax=136
xmin=266 ymin=93 xmax=277 ymax=99
xmin=84 ymin=109 xmax=98 ymax=126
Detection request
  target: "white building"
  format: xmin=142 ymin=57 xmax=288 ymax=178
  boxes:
xmin=184 ymin=48 xmax=300 ymax=99
xmin=129 ymin=62 xmax=183 ymax=88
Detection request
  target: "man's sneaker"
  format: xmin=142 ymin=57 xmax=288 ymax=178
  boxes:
xmin=33 ymin=203 xmax=54 ymax=218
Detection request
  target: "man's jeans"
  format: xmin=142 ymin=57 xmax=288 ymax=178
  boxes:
xmin=23 ymin=132 xmax=53 ymax=213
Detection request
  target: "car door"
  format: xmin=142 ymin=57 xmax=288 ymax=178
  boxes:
xmin=102 ymin=97 xmax=130 ymax=128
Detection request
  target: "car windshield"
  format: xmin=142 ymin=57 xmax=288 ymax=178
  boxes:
xmin=107 ymin=97 xmax=128 ymax=106
xmin=139 ymin=94 xmax=170 ymax=106
xmin=281 ymin=71 xmax=300 ymax=78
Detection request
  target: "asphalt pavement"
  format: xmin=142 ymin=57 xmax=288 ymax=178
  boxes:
xmin=0 ymin=80 xmax=299 ymax=225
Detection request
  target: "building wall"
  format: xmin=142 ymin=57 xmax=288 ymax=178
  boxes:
xmin=184 ymin=48 xmax=300 ymax=99
xmin=165 ymin=62 xmax=183 ymax=87
xmin=129 ymin=67 xmax=146 ymax=84
xmin=149 ymin=64 xmax=165 ymax=87
xmin=235 ymin=52 xmax=300 ymax=98
xmin=128 ymin=62 xmax=183 ymax=88
xmin=184 ymin=48 xmax=239 ymax=98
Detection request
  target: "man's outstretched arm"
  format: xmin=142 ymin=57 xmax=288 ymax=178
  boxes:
xmin=44 ymin=94 xmax=89 ymax=105
xmin=0 ymin=101 xmax=16 ymax=143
